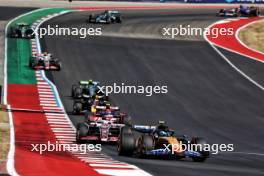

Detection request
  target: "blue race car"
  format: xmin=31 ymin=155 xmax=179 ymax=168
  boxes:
xmin=218 ymin=5 xmax=260 ymax=17
xmin=87 ymin=10 xmax=122 ymax=24
xmin=118 ymin=121 xmax=210 ymax=162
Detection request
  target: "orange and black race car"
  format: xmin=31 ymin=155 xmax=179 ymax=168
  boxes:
xmin=118 ymin=121 xmax=210 ymax=162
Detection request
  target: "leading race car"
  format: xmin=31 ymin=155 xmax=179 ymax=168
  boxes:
xmin=29 ymin=53 xmax=61 ymax=70
xmin=76 ymin=105 xmax=128 ymax=143
xmin=87 ymin=10 xmax=122 ymax=24
xmin=218 ymin=5 xmax=260 ymax=17
xmin=118 ymin=121 xmax=210 ymax=162
xmin=9 ymin=23 xmax=35 ymax=39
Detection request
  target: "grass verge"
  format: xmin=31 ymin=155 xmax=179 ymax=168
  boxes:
xmin=238 ymin=20 xmax=264 ymax=53
xmin=0 ymin=109 xmax=9 ymax=174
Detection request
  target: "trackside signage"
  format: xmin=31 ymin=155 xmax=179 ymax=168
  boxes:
xmin=185 ymin=0 xmax=264 ymax=3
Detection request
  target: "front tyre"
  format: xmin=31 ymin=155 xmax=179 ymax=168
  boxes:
xmin=73 ymin=102 xmax=82 ymax=114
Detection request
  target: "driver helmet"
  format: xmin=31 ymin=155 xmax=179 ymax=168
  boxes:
xmin=159 ymin=130 xmax=167 ymax=137
xmin=91 ymin=105 xmax=96 ymax=114
xmin=157 ymin=121 xmax=168 ymax=131
xmin=88 ymin=79 xmax=93 ymax=85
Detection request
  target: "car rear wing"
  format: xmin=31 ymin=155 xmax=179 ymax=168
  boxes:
xmin=79 ymin=80 xmax=100 ymax=85
xmin=16 ymin=22 xmax=30 ymax=27
xmin=109 ymin=10 xmax=120 ymax=14
xmin=132 ymin=125 xmax=156 ymax=133
xmin=95 ymin=105 xmax=119 ymax=110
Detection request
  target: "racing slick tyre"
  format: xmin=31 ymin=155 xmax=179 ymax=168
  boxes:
xmin=29 ymin=58 xmax=37 ymax=68
xmin=56 ymin=61 xmax=62 ymax=71
xmin=73 ymin=102 xmax=82 ymax=114
xmin=191 ymin=137 xmax=210 ymax=162
xmin=121 ymin=126 xmax=132 ymax=135
xmin=76 ymin=123 xmax=89 ymax=143
xmin=14 ymin=30 xmax=22 ymax=38
xmin=88 ymin=15 xmax=93 ymax=23
xmin=138 ymin=135 xmax=154 ymax=158
xmin=118 ymin=133 xmax=135 ymax=156
xmin=253 ymin=9 xmax=260 ymax=16
xmin=29 ymin=59 xmax=33 ymax=68
xmin=74 ymin=87 xmax=82 ymax=98
xmin=25 ymin=29 xmax=34 ymax=39
xmin=71 ymin=85 xmax=77 ymax=97
xmin=116 ymin=16 xmax=122 ymax=23
xmin=106 ymin=17 xmax=111 ymax=24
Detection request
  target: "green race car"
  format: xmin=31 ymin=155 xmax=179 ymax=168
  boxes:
xmin=88 ymin=10 xmax=122 ymax=24
xmin=9 ymin=23 xmax=35 ymax=39
xmin=71 ymin=80 xmax=100 ymax=98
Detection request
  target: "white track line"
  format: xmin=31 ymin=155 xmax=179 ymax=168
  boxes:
xmin=204 ymin=21 xmax=264 ymax=91
xmin=235 ymin=18 xmax=264 ymax=61
xmin=4 ymin=8 xmax=52 ymax=176
xmin=32 ymin=9 xmax=152 ymax=176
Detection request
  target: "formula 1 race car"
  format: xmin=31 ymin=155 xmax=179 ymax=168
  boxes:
xmin=87 ymin=10 xmax=122 ymax=24
xmin=9 ymin=23 xmax=35 ymax=39
xmin=118 ymin=121 xmax=210 ymax=162
xmin=218 ymin=5 xmax=260 ymax=17
xmin=29 ymin=53 xmax=61 ymax=71
xmin=72 ymin=88 xmax=109 ymax=114
xmin=73 ymin=97 xmax=95 ymax=114
xmin=90 ymin=105 xmax=128 ymax=123
xmin=76 ymin=105 xmax=128 ymax=143
xmin=73 ymin=97 xmax=109 ymax=115
xmin=71 ymin=80 xmax=101 ymax=99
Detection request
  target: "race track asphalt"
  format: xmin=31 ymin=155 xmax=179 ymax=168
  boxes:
xmin=0 ymin=6 xmax=36 ymax=20
xmin=40 ymin=9 xmax=264 ymax=176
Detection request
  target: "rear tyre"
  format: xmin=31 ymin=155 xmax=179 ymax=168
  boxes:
xmin=73 ymin=102 xmax=82 ymax=114
xmin=116 ymin=16 xmax=122 ymax=23
xmin=191 ymin=137 xmax=209 ymax=162
xmin=56 ymin=61 xmax=62 ymax=71
xmin=74 ymin=87 xmax=82 ymax=98
xmin=106 ymin=18 xmax=111 ymax=24
xmin=29 ymin=58 xmax=33 ymax=67
xmin=138 ymin=135 xmax=154 ymax=158
xmin=254 ymin=9 xmax=260 ymax=16
xmin=118 ymin=133 xmax=135 ymax=156
xmin=17 ymin=30 xmax=22 ymax=38
xmin=121 ymin=126 xmax=132 ymax=135
xmin=76 ymin=123 xmax=89 ymax=143
xmin=71 ymin=85 xmax=77 ymax=97
xmin=88 ymin=15 xmax=93 ymax=23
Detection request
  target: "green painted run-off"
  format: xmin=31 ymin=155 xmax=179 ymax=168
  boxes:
xmin=7 ymin=8 xmax=66 ymax=84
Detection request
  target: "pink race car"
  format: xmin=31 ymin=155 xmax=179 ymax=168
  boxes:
xmin=29 ymin=53 xmax=61 ymax=71
xmin=76 ymin=105 xmax=129 ymax=143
